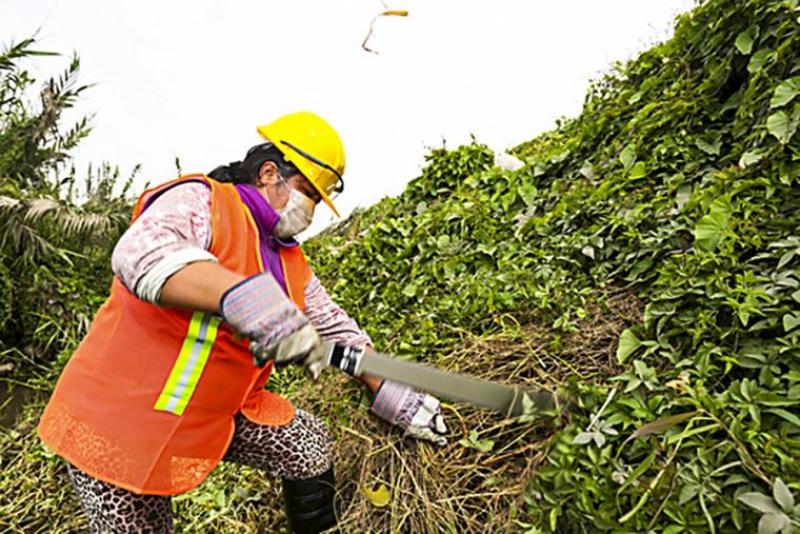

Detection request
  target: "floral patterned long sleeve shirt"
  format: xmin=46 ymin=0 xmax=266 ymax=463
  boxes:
xmin=111 ymin=182 xmax=372 ymax=347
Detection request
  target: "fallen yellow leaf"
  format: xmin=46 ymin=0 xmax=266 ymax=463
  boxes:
xmin=362 ymin=483 xmax=391 ymax=508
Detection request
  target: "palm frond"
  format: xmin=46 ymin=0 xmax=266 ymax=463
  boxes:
xmin=0 ymin=216 xmax=57 ymax=259
xmin=23 ymin=197 xmax=61 ymax=223
xmin=0 ymin=194 xmax=21 ymax=209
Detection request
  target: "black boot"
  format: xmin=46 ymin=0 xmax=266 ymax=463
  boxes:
xmin=282 ymin=466 xmax=336 ymax=533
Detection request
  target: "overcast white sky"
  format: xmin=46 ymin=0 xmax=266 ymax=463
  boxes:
xmin=3 ymin=0 xmax=695 ymax=237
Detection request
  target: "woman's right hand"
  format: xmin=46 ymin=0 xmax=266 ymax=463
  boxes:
xmin=219 ymin=272 xmax=325 ymax=377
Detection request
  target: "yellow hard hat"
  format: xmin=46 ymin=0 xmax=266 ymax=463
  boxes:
xmin=257 ymin=111 xmax=346 ymax=217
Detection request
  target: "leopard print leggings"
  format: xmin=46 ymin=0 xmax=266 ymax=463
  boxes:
xmin=67 ymin=409 xmax=333 ymax=533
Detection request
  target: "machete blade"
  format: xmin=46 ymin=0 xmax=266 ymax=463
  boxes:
xmin=323 ymin=342 xmax=557 ymax=417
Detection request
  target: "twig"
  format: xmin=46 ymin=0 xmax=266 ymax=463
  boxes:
xmin=587 ymin=386 xmax=617 ymax=431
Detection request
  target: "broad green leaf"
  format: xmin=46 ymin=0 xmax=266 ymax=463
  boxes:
xmin=581 ymin=245 xmax=595 ymax=259
xmin=767 ymin=110 xmax=799 ymax=145
xmin=758 ymin=513 xmax=788 ymax=534
xmin=459 ymin=430 xmax=495 ymax=452
xmin=629 ymin=161 xmax=647 ymax=179
xmin=402 ymin=283 xmax=417 ymax=297
xmin=626 ymin=257 xmax=653 ymax=281
xmin=694 ymin=197 xmax=732 ymax=251
xmin=722 ymin=474 xmax=750 ymax=487
xmin=573 ymin=432 xmax=594 ymax=445
xmin=734 ymin=27 xmax=756 ymax=55
xmin=633 ymin=359 xmax=650 ymax=377
xmin=362 ymin=483 xmax=391 ymax=508
xmin=738 ymin=492 xmax=781 ymax=514
xmin=766 ymin=408 xmax=800 ymax=429
xmin=739 ymin=148 xmax=768 ymax=168
xmin=748 ymin=49 xmax=771 ymax=74
xmin=791 ymin=289 xmax=800 ymax=304
xmin=476 ymin=243 xmax=497 ymax=256
xmin=624 ymin=378 xmax=643 ymax=393
xmin=778 ymin=249 xmax=797 ymax=269
xmin=592 ymin=432 xmax=606 ymax=447
xmin=616 ymin=329 xmax=642 ymax=363
xmin=783 ymin=313 xmax=800 ymax=332
xmin=772 ymin=478 xmax=794 ymax=513
xmin=518 ymin=182 xmax=537 ymax=207
xmin=679 ymin=483 xmax=700 ymax=505
xmin=619 ymin=143 xmax=637 ymax=171
xmin=771 ymin=77 xmax=800 ymax=108
xmin=695 ymin=137 xmax=721 ymax=155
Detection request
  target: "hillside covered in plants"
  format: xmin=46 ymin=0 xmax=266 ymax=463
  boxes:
xmin=304 ymin=0 xmax=800 ymax=530
xmin=2 ymin=0 xmax=800 ymax=531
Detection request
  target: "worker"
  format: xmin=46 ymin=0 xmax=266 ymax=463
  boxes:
xmin=37 ymin=111 xmax=448 ymax=533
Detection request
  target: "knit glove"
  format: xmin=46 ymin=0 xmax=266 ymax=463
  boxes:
xmin=370 ymin=380 xmax=448 ymax=446
xmin=220 ymin=273 xmax=325 ymax=378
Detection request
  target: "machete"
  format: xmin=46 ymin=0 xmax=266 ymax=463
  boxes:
xmin=321 ymin=342 xmax=556 ymax=417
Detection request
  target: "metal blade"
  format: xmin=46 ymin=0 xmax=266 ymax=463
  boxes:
xmin=324 ymin=342 xmax=554 ymax=417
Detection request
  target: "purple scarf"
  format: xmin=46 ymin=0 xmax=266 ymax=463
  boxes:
xmin=234 ymin=184 xmax=298 ymax=295
xmin=142 ymin=180 xmax=295 ymax=293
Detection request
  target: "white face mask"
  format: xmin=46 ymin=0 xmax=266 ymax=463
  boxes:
xmin=274 ymin=187 xmax=315 ymax=238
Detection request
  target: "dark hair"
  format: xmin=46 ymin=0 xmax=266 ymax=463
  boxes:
xmin=208 ymin=143 xmax=300 ymax=184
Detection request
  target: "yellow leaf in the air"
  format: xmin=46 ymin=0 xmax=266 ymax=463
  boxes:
xmin=362 ymin=483 xmax=391 ymax=508
xmin=381 ymin=10 xmax=409 ymax=17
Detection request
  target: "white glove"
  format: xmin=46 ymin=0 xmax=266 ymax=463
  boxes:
xmin=370 ymin=380 xmax=448 ymax=446
xmin=220 ymin=272 xmax=324 ymax=378
xmin=270 ymin=323 xmax=327 ymax=380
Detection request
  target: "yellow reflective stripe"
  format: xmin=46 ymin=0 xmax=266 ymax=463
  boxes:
xmin=154 ymin=313 xmax=203 ymax=412
xmin=153 ymin=312 xmax=221 ymax=416
xmin=172 ymin=315 xmax=220 ymax=415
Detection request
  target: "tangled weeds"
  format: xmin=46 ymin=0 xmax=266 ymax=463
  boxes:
xmin=296 ymin=287 xmax=644 ymax=533
xmin=0 ymin=289 xmax=642 ymax=533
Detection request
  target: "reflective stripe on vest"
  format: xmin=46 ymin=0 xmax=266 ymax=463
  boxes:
xmin=153 ymin=312 xmax=221 ymax=416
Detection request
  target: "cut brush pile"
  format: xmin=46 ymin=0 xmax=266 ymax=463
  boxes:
xmin=297 ymin=288 xmax=641 ymax=533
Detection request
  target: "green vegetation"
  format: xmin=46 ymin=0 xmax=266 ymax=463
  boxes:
xmin=0 ymin=38 xmax=136 ymax=391
xmin=3 ymin=0 xmax=800 ymax=531
xmin=307 ymin=0 xmax=800 ymax=530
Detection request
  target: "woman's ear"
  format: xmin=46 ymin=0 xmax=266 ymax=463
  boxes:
xmin=257 ymin=161 xmax=279 ymax=186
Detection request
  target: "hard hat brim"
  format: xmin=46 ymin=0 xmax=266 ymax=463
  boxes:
xmin=315 ymin=185 xmax=341 ymax=217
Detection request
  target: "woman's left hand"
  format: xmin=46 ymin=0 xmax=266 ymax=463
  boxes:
xmin=369 ymin=380 xmax=448 ymax=446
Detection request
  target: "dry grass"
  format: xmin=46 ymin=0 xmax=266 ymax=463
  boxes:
xmin=305 ymin=361 xmax=554 ymax=533
xmin=302 ymin=286 xmax=643 ymax=533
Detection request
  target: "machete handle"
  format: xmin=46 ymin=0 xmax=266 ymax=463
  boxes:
xmin=323 ymin=342 xmax=365 ymax=376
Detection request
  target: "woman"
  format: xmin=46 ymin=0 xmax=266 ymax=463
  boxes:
xmin=37 ymin=111 xmax=448 ymax=533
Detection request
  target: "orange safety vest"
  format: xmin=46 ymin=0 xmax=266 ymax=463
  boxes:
xmin=38 ymin=175 xmax=312 ymax=495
